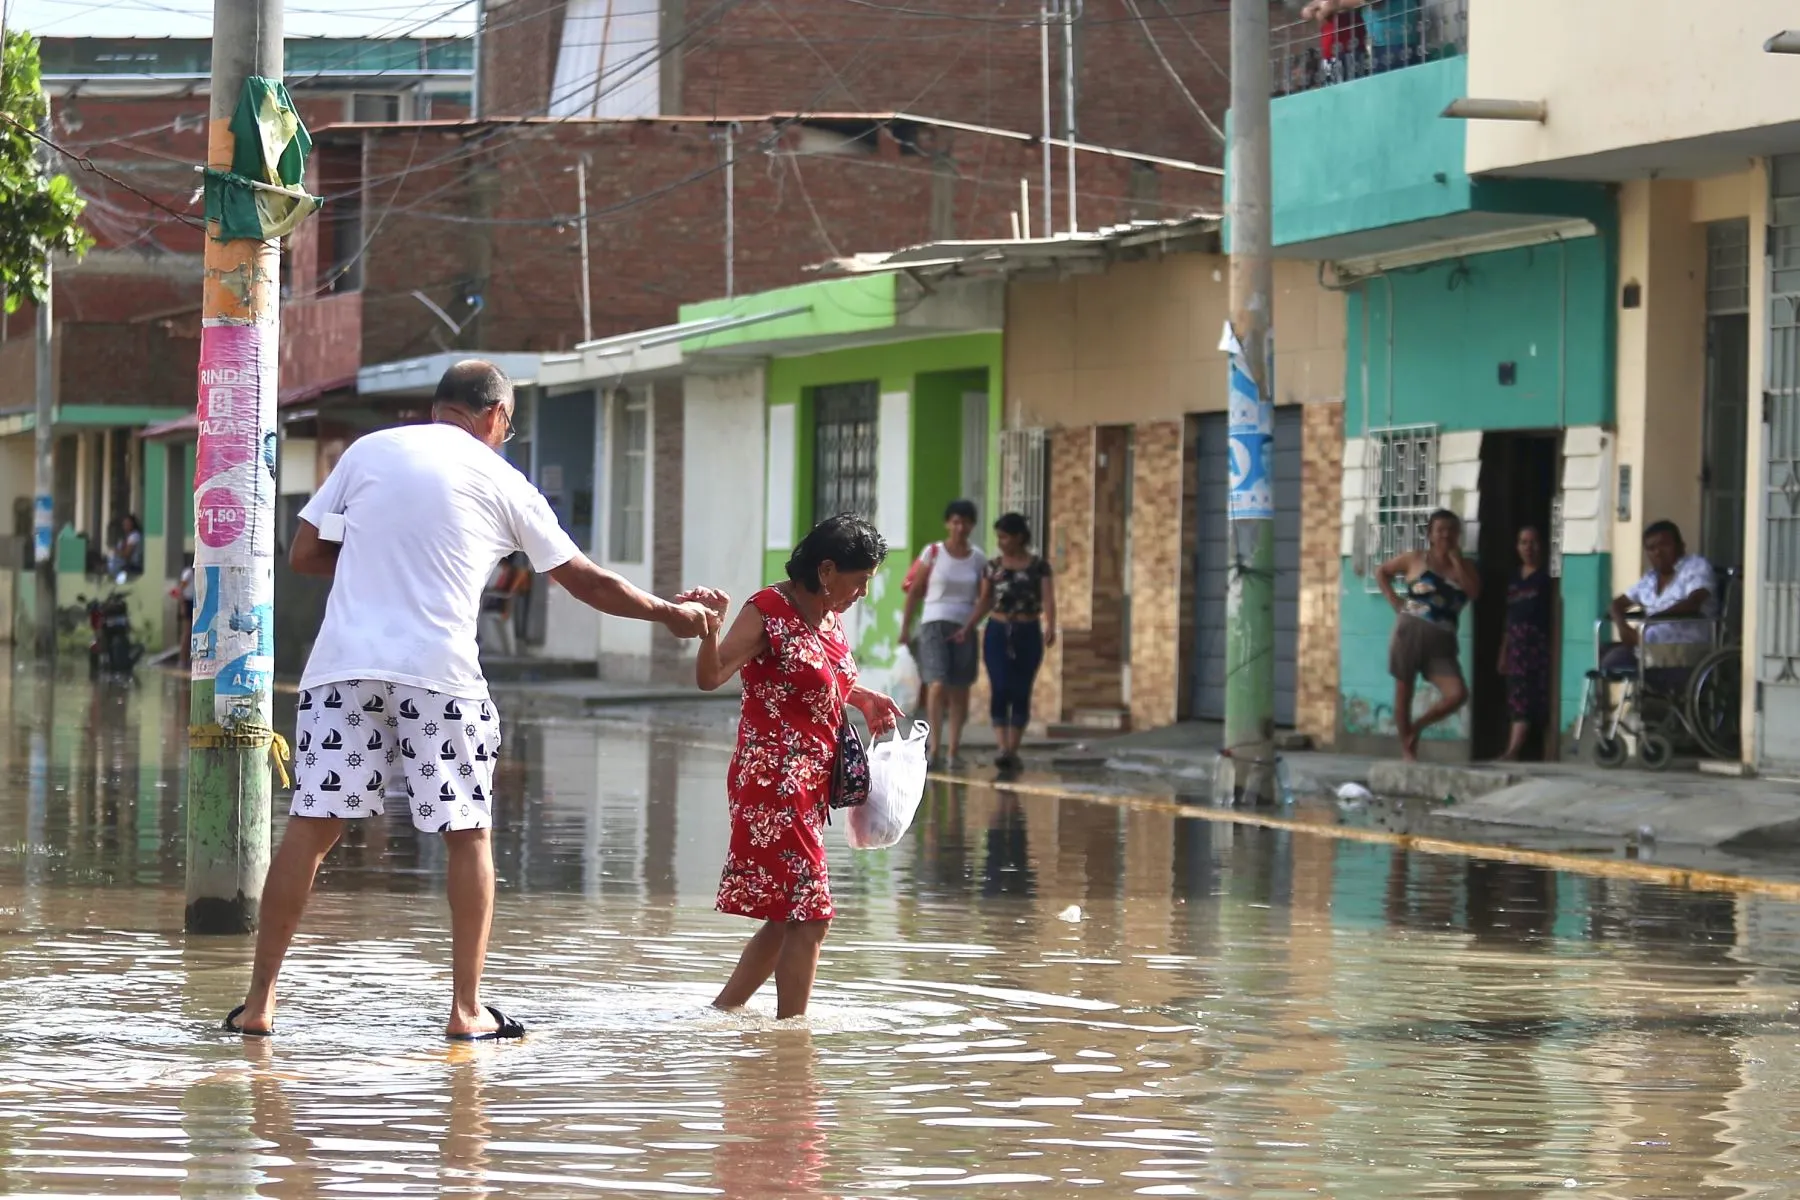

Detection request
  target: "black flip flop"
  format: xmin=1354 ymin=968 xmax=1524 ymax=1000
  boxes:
xmin=447 ymin=1004 xmax=526 ymax=1042
xmin=222 ymin=1004 xmax=273 ymax=1038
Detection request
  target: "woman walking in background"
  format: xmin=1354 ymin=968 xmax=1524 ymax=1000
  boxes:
xmin=1496 ymin=526 xmax=1553 ymax=761
xmin=961 ymin=513 xmax=1056 ymax=771
xmin=899 ymin=500 xmax=986 ymax=768
xmin=694 ymin=513 xmax=905 ymax=1019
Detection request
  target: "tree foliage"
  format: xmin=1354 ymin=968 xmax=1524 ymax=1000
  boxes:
xmin=0 ymin=31 xmax=93 ymax=313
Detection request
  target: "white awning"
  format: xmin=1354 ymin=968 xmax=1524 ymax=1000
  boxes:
xmin=357 ymin=351 xmax=544 ymax=397
xmin=537 ymin=306 xmax=811 ymax=387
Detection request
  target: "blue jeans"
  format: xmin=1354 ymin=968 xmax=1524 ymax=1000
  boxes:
xmin=984 ymin=620 xmax=1044 ymax=729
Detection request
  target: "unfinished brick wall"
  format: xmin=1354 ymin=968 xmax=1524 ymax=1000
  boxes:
xmin=483 ymin=0 xmax=1231 ymax=165
xmin=351 ymin=119 xmax=1219 ymax=365
xmin=1296 ymin=400 xmax=1344 ymax=746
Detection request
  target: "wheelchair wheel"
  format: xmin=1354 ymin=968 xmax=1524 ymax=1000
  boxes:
xmin=1592 ymin=734 xmax=1628 ymax=768
xmin=1687 ymin=647 xmax=1742 ymax=762
xmin=1638 ymin=732 xmax=1674 ymax=771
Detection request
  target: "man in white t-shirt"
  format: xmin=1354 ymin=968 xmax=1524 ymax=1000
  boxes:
xmin=224 ymin=360 xmax=717 ymax=1042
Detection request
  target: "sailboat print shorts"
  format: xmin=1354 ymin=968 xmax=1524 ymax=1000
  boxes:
xmin=289 ymin=679 xmax=502 ymax=833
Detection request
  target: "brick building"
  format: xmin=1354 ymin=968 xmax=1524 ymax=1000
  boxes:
xmin=481 ymin=0 xmax=1230 ymax=165
xmin=0 ymin=35 xmax=472 ymax=644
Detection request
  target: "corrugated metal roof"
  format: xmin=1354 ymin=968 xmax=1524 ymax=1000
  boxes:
xmin=813 ymin=215 xmax=1223 ymax=278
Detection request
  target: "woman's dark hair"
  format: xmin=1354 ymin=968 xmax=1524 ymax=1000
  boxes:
xmin=1643 ymin=519 xmax=1683 ymax=546
xmin=786 ymin=512 xmax=888 ymax=592
xmin=120 ymin=513 xmax=141 ymax=533
xmin=994 ymin=511 xmax=1032 ymax=545
xmin=1428 ymin=508 xmax=1461 ymax=531
xmin=944 ymin=498 xmax=978 ymax=524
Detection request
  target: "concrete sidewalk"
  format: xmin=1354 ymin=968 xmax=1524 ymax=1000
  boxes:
xmin=480 ymin=669 xmax=1800 ymax=855
xmin=1054 ymin=720 xmax=1800 ymax=852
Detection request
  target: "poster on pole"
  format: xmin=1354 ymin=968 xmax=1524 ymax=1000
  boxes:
xmin=192 ymin=318 xmax=278 ymax=724
xmin=1221 ymin=321 xmax=1273 ymax=522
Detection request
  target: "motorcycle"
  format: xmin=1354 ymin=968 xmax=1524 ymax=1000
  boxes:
xmin=83 ymin=588 xmax=144 ymax=679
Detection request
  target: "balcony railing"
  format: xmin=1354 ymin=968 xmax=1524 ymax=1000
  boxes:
xmin=1271 ymin=0 xmax=1468 ymax=98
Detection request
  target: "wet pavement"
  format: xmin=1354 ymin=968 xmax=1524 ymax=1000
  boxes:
xmin=6 ymin=658 xmax=1800 ymax=1196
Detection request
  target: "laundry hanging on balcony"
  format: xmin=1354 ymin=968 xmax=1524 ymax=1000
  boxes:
xmin=202 ymin=75 xmax=323 ymax=242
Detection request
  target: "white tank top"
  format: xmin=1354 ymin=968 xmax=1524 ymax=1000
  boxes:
xmin=921 ymin=543 xmax=987 ymax=626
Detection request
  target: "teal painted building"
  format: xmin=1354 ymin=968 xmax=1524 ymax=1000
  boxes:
xmin=1256 ymin=47 xmax=1617 ymax=758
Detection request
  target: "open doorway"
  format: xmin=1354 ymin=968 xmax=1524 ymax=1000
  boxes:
xmin=1471 ymin=431 xmax=1561 ymax=761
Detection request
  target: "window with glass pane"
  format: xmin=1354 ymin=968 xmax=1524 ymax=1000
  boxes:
xmin=608 ymin=389 xmax=648 ymax=563
xmin=812 ymin=382 xmax=879 ymax=524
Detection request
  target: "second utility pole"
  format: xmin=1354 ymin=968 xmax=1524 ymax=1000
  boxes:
xmin=1222 ymin=0 xmax=1277 ymax=804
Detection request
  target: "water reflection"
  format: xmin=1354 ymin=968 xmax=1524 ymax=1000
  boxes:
xmin=3 ymin=658 xmax=1800 ymax=1194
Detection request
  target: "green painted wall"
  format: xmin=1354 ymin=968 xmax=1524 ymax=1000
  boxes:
xmin=762 ymin=334 xmax=1004 ymax=678
xmin=1267 ymin=57 xmax=1469 ymax=249
xmin=1344 ymin=236 xmax=1615 ymax=434
xmin=679 ymin=275 xmax=899 ymax=350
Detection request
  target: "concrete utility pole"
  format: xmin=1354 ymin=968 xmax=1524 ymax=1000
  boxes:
xmin=1222 ymin=0 xmax=1277 ymax=804
xmin=186 ymin=0 xmax=283 ymax=933
xmin=577 ymin=154 xmax=592 ymax=342
xmin=1062 ymin=0 xmax=1078 ymax=233
xmin=32 ymin=256 xmax=53 ymax=657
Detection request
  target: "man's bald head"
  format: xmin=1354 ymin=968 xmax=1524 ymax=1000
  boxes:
xmin=433 ymin=359 xmax=512 ymax=413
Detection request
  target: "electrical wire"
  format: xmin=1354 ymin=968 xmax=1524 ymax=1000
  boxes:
xmin=0 ymin=111 xmax=206 ymax=229
xmin=1120 ymin=0 xmax=1222 ymax=144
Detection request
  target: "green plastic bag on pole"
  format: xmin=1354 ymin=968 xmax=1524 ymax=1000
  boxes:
xmin=202 ymin=75 xmax=323 ymax=242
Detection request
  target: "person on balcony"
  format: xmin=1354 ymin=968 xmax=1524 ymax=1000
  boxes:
xmin=1360 ymin=0 xmax=1421 ymax=73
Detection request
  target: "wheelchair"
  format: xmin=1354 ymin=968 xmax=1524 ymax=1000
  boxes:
xmin=1573 ymin=568 xmax=1741 ymax=770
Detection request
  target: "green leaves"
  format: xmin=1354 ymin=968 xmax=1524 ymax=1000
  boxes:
xmin=0 ymin=31 xmax=94 ymax=312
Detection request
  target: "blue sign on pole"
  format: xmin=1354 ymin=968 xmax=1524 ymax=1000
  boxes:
xmin=32 ymin=495 xmax=52 ymax=565
xmin=1222 ymin=323 xmax=1273 ymax=521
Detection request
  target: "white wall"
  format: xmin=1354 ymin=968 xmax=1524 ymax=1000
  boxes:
xmin=683 ymin=368 xmax=768 ymax=631
xmin=1467 ymin=0 xmax=1800 ymax=177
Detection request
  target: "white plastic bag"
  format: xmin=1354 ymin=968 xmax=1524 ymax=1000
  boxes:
xmin=845 ymin=721 xmax=931 ymax=850
xmin=889 ymin=644 xmax=922 ymax=704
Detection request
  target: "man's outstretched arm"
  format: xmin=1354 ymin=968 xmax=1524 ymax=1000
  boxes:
xmin=289 ymin=520 xmax=340 ymax=578
xmin=547 ymin=553 xmax=717 ymax=638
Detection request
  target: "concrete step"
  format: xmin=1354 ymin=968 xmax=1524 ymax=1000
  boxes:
xmin=1367 ymin=760 xmax=1522 ymax=803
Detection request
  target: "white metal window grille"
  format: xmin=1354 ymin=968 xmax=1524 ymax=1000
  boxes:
xmin=1362 ymin=424 xmax=1438 ymax=593
xmin=999 ymin=428 xmax=1049 ymax=547
xmin=812 ymin=382 xmax=880 ymax=524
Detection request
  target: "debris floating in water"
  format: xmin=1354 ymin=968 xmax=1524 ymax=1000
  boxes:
xmin=1335 ymin=782 xmax=1373 ymax=803
xmin=1057 ymin=905 xmax=1083 ymax=923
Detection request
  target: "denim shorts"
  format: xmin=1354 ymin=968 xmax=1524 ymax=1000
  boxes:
xmin=917 ymin=620 xmax=979 ymax=688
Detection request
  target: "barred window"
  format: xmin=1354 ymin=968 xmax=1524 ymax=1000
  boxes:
xmin=1364 ymin=425 xmax=1437 ymax=592
xmin=812 ymin=382 xmax=879 ymax=524
xmin=999 ymin=427 xmax=1048 ymax=548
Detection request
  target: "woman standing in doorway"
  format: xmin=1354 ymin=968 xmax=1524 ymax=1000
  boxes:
xmin=899 ymin=500 xmax=987 ymax=768
xmin=1375 ymin=509 xmax=1481 ymax=761
xmin=694 ymin=513 xmax=905 ymax=1019
xmin=961 ymin=512 xmax=1056 ymax=771
xmin=1496 ymin=526 xmax=1553 ymax=761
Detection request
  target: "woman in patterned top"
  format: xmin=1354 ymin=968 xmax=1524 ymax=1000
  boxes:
xmin=694 ymin=513 xmax=906 ymax=1019
xmin=959 ymin=512 xmax=1057 ymax=771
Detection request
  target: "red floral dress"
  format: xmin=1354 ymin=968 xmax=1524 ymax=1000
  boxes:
xmin=716 ymin=586 xmax=856 ymax=924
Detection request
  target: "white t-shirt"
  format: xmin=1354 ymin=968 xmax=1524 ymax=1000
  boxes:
xmin=920 ymin=542 xmax=987 ymax=626
xmin=298 ymin=423 xmax=579 ymax=698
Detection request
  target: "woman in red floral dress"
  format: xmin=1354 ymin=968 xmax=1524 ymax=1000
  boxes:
xmin=692 ymin=514 xmax=905 ymax=1018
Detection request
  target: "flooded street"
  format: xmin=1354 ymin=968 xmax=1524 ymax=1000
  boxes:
xmin=4 ymin=661 xmax=1800 ymax=1197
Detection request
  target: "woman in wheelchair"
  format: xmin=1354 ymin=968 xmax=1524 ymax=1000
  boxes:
xmin=1603 ymin=520 xmax=1716 ymax=672
xmin=1376 ymin=509 xmax=1482 ymax=762
xmin=1582 ymin=519 xmax=1737 ymax=768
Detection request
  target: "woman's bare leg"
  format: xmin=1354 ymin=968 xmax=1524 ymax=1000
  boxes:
xmin=1394 ymin=679 xmax=1417 ymax=761
xmin=714 ymin=921 xmax=784 ymax=1009
xmin=774 ymin=920 xmax=831 ymax=1020
xmin=1498 ymin=719 xmax=1530 ymax=762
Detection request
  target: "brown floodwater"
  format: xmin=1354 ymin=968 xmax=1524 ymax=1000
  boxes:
xmin=3 ymin=657 xmax=1800 ymax=1198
